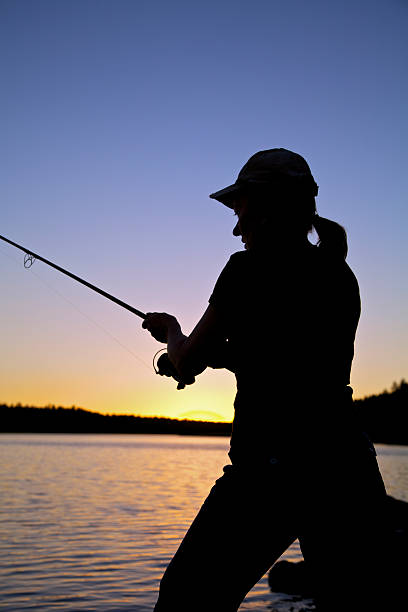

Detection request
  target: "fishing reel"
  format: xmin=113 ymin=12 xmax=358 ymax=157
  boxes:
xmin=153 ymin=349 xmax=193 ymax=390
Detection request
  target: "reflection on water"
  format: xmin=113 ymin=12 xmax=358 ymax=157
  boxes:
xmin=0 ymin=434 xmax=406 ymax=611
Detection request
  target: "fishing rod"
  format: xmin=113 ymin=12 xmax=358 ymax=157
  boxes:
xmin=0 ymin=233 xmax=146 ymax=319
xmin=0 ymin=233 xmax=186 ymax=387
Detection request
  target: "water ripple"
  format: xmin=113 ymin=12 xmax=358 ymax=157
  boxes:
xmin=0 ymin=435 xmax=406 ymax=611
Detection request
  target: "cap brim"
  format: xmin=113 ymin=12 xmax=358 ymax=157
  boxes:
xmin=209 ymin=183 xmax=241 ymax=207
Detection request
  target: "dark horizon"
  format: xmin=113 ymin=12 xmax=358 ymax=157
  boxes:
xmin=2 ymin=379 xmax=407 ymax=444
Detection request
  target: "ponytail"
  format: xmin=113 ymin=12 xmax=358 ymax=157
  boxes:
xmin=312 ymin=214 xmax=348 ymax=259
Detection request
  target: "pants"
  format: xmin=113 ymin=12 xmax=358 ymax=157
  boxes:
xmin=153 ymin=450 xmax=389 ymax=612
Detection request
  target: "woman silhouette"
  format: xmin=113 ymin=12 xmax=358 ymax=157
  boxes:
xmin=143 ymin=149 xmax=388 ymax=611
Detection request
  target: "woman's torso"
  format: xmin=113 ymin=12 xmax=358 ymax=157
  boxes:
xmin=209 ymin=244 xmax=363 ymax=463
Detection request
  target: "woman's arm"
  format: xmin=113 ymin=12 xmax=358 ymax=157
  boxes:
xmin=142 ymin=304 xmax=228 ymax=381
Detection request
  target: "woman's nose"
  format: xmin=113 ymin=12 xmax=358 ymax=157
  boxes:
xmin=233 ymin=221 xmax=241 ymax=236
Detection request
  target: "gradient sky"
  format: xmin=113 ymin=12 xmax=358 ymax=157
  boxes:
xmin=1 ymin=0 xmax=407 ymax=421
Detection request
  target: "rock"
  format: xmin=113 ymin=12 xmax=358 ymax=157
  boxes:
xmin=268 ymin=495 xmax=408 ymax=597
xmin=268 ymin=559 xmax=312 ymax=597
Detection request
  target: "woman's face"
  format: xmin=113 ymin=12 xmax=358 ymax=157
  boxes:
xmin=232 ymin=191 xmax=312 ymax=251
xmin=232 ymin=195 xmax=264 ymax=250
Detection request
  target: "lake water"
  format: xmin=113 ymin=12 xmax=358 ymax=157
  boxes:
xmin=0 ymin=434 xmax=407 ymax=611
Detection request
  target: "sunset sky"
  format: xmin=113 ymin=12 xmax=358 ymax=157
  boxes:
xmin=1 ymin=0 xmax=407 ymax=422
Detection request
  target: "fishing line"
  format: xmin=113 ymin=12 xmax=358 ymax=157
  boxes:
xmin=0 ymin=245 xmax=151 ymax=371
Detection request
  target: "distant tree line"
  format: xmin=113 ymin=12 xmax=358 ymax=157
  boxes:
xmin=354 ymin=379 xmax=408 ymax=445
xmin=1 ymin=379 xmax=407 ymax=443
xmin=0 ymin=403 xmax=232 ymax=436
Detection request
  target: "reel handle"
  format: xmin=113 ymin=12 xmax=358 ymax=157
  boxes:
xmin=156 ymin=352 xmax=194 ymax=390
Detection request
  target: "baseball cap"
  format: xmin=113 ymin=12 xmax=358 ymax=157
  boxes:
xmin=209 ymin=148 xmax=318 ymax=208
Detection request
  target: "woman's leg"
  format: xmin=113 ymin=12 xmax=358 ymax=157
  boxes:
xmin=299 ymin=451 xmax=389 ymax=612
xmin=154 ymin=462 xmax=298 ymax=612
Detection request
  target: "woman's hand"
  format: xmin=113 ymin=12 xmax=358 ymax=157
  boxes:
xmin=142 ymin=312 xmax=181 ymax=343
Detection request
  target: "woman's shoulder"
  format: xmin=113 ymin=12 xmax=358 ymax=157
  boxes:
xmin=228 ymin=249 xmax=250 ymax=262
xmin=223 ymin=249 xmax=252 ymax=270
xmin=312 ymin=246 xmax=360 ymax=294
